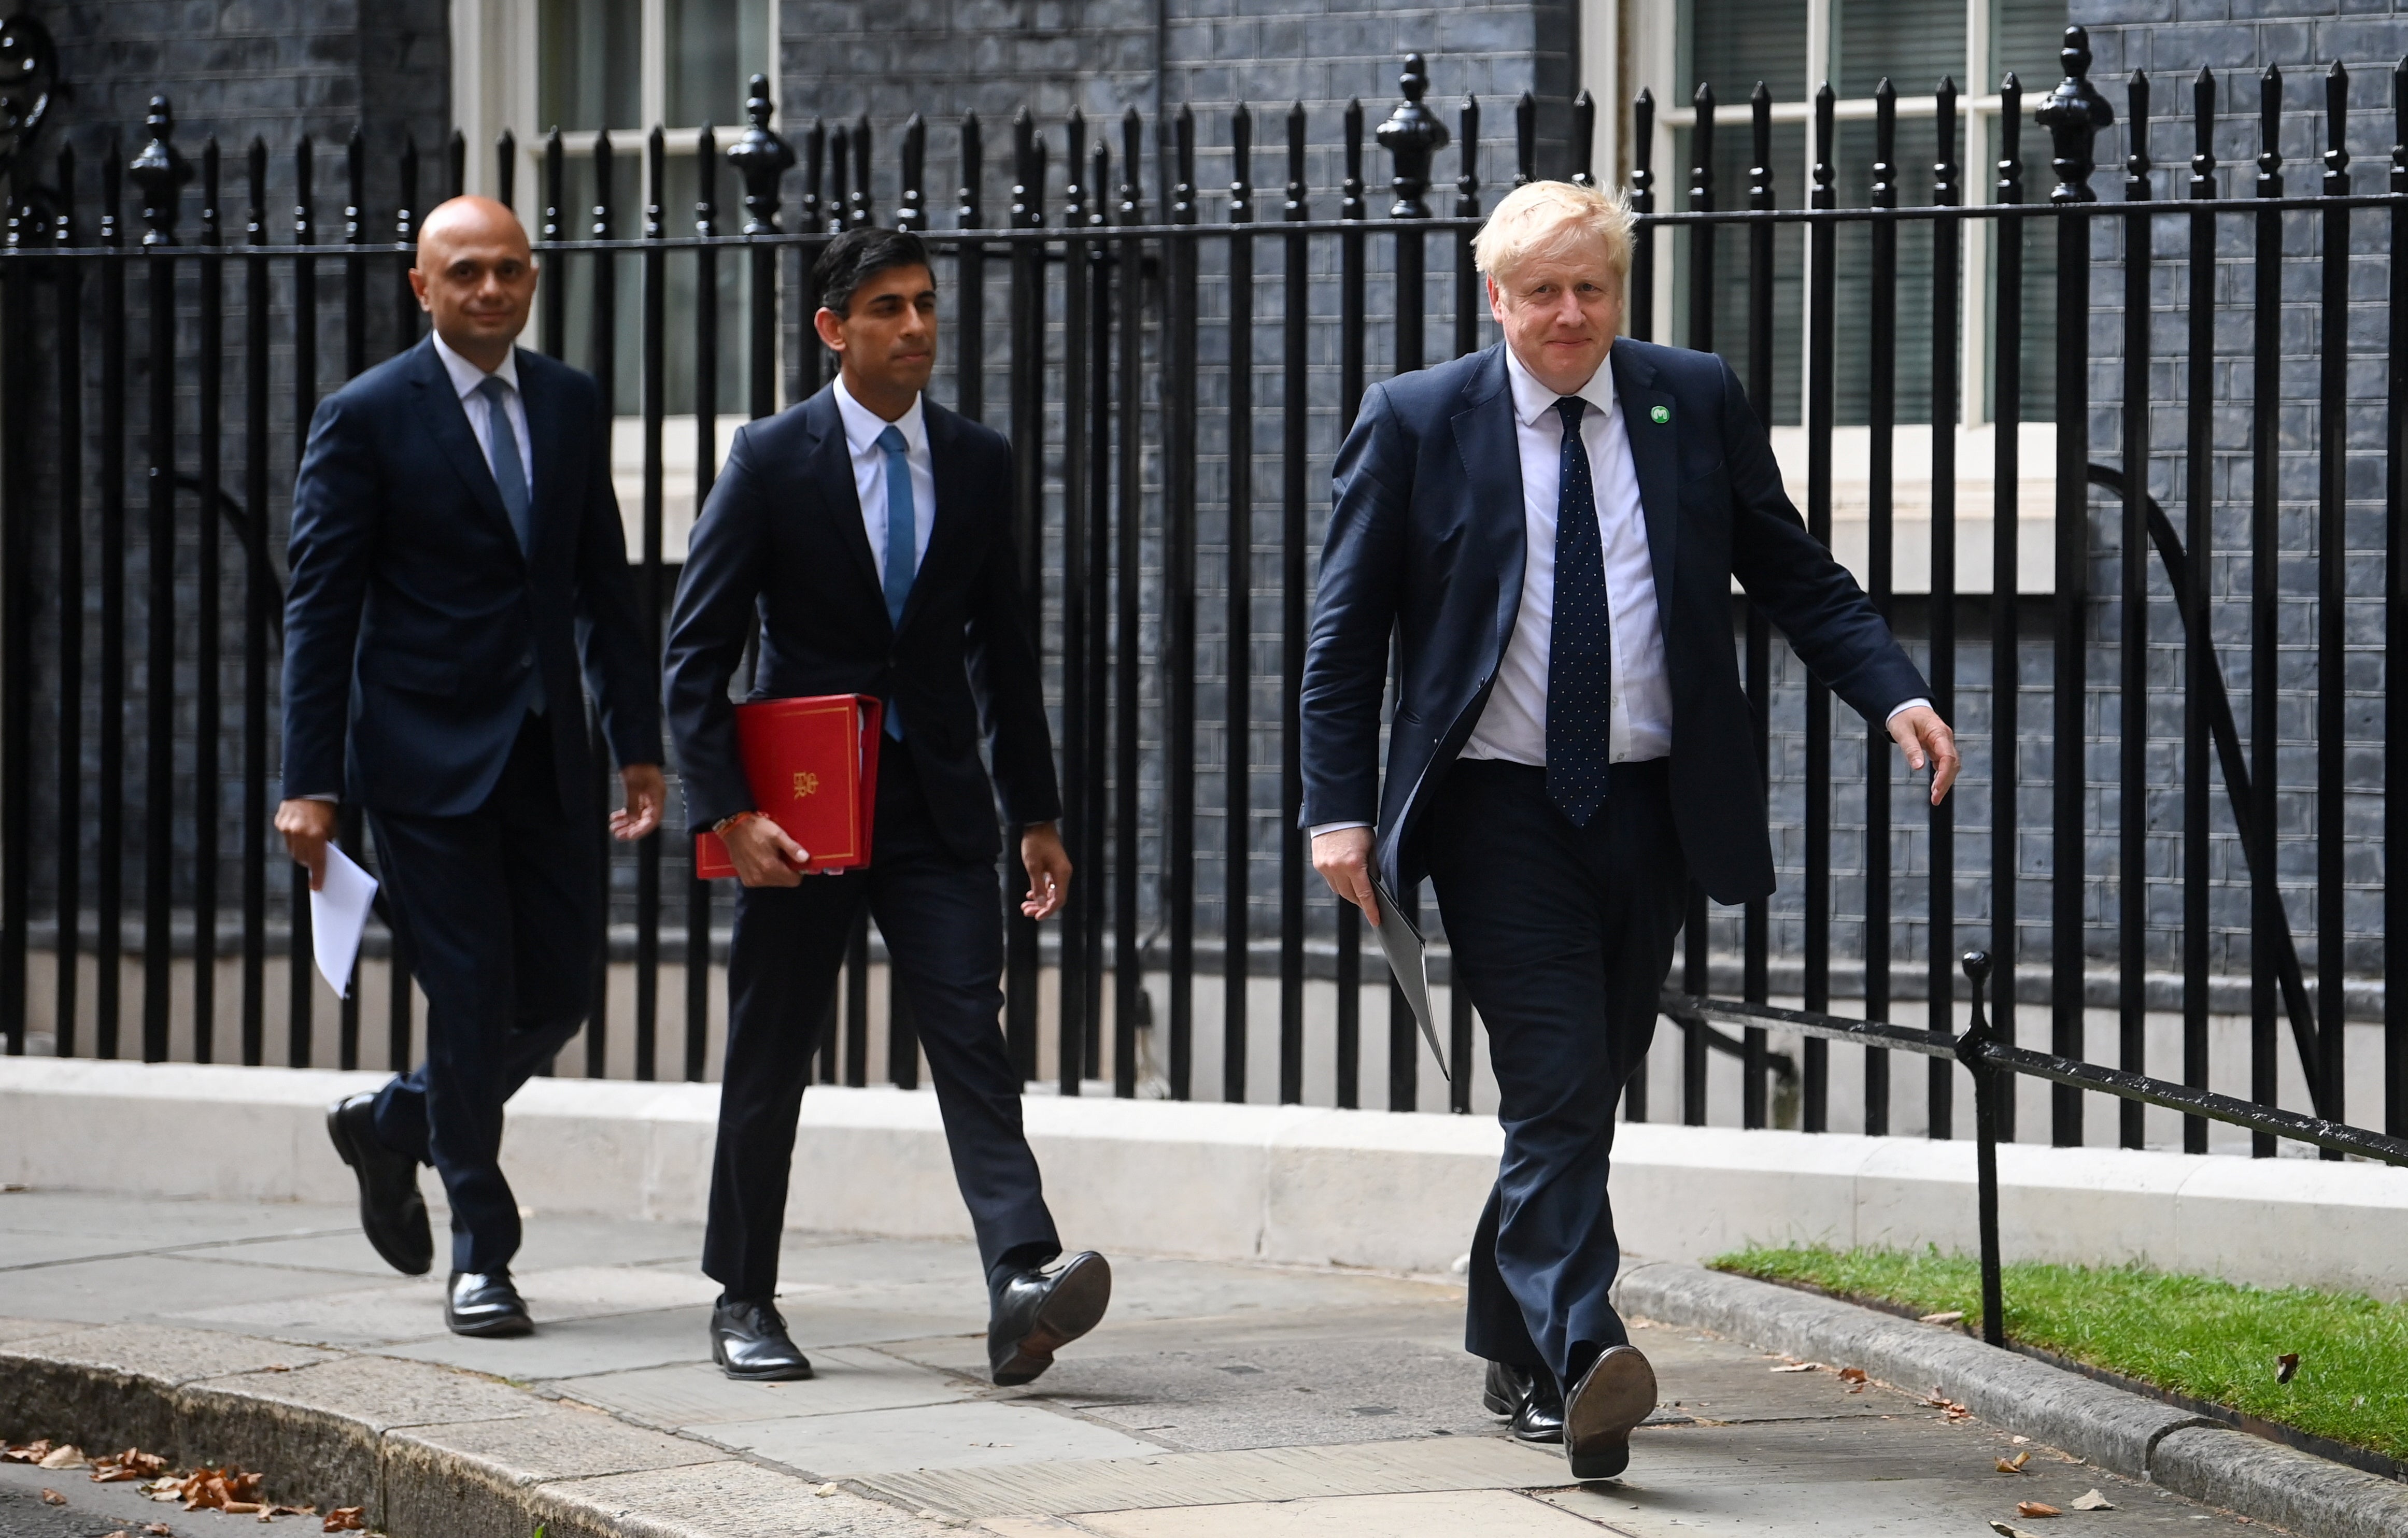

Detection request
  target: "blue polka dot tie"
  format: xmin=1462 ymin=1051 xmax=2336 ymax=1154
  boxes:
xmin=1546 ymin=395 xmax=1612 ymax=827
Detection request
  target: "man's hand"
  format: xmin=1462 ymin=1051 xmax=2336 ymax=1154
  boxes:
xmin=1019 ymin=822 xmax=1072 ymax=920
xmin=725 ymin=814 xmax=809 ymax=887
xmin=1889 ymin=705 xmax=1962 ymax=805
xmin=275 ymin=798 xmax=339 ymax=892
xmin=1311 ymin=826 xmax=1381 ymax=927
xmin=612 ymin=764 xmax=667 ymax=841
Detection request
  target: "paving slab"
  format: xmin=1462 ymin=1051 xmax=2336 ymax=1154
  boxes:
xmin=0 ymin=1189 xmax=2289 ymax=1538
xmin=701 ymin=1399 xmax=1166 ymax=1476
xmin=558 ymin=1348 xmax=981 ymax=1428
xmin=985 ymin=1488 xmax=1606 ymax=1537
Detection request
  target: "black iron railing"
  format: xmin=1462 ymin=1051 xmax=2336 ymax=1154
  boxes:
xmin=2 ymin=32 xmax=2404 ymax=1165
xmin=1666 ymin=949 xmax=2408 ymax=1349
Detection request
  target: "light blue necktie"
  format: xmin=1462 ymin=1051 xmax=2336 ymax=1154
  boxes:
xmin=475 ymin=374 xmax=533 ymax=554
xmin=877 ymin=424 xmax=916 ymax=739
xmin=476 ymin=374 xmax=545 ymax=715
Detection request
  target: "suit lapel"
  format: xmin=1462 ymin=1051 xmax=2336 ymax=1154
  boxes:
xmin=1448 ymin=346 xmax=1524 ymax=657
xmin=408 ymin=340 xmax=519 ymax=548
xmin=1611 ymin=343 xmax=1680 ymax=610
xmin=804 ymin=390 xmax=886 ymax=618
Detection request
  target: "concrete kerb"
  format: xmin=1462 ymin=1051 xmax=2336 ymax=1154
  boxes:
xmin=0 ymin=1317 xmax=943 ymax=1538
xmin=1612 ymin=1261 xmax=2408 ymax=1538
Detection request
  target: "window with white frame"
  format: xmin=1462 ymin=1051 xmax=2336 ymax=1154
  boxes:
xmin=453 ymin=0 xmax=774 ymax=555
xmin=1614 ymin=0 xmax=2068 ymax=591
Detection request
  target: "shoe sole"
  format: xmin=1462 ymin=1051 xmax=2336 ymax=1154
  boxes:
xmin=993 ymin=1252 xmax=1112 ymax=1387
xmin=325 ymin=1101 xmax=433 ymax=1278
xmin=1564 ymin=1347 xmax=1656 ymax=1483
xmin=713 ymin=1340 xmax=815 ymax=1382
xmin=446 ymin=1314 xmax=534 ymax=1339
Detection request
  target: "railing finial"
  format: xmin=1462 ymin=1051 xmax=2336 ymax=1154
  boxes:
xmin=1570 ymin=88 xmax=1595 ymax=188
xmin=1515 ymin=90 xmax=1537 ymax=188
xmin=1120 ymin=105 xmax=1145 ymax=225
xmin=2323 ymin=60 xmax=2350 ymax=196
xmin=1630 ymin=88 xmax=1655 ymax=211
xmin=727 ymin=74 xmax=794 ymax=235
xmin=1376 ymin=52 xmax=1449 ymax=218
xmin=128 ymin=95 xmax=192 ymax=247
xmin=2035 ymin=25 xmax=2114 ymax=204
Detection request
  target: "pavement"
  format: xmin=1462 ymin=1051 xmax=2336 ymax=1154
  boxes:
xmin=0 ymin=1185 xmax=2280 ymax=1537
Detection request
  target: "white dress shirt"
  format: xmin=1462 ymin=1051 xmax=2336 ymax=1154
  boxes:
xmin=432 ymin=332 xmax=534 ymax=500
xmin=832 ymin=374 xmax=936 ymax=586
xmin=1463 ymin=344 xmax=1673 ymax=767
xmin=1308 ymin=343 xmax=1927 ymax=838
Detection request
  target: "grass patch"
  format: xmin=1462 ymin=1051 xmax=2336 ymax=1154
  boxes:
xmin=1710 ymin=1244 xmax=2408 ymax=1462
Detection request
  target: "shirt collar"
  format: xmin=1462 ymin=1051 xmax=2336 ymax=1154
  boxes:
xmin=1503 ymin=341 xmax=1617 ymax=429
xmin=431 ymin=331 xmax=522 ymax=400
xmin=833 ymin=374 xmax=927 ymax=457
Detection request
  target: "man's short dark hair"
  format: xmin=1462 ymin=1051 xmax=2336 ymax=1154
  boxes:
xmin=814 ymin=228 xmax=933 ymax=317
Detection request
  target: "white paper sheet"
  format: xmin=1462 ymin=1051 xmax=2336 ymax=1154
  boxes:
xmin=309 ymin=842 xmax=378 ymax=999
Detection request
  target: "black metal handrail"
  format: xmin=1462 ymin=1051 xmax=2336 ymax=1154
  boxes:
xmin=1674 ymin=953 xmax=2408 ymax=1348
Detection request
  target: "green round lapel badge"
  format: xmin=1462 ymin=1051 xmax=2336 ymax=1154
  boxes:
xmin=1650 ymin=405 xmax=1670 ymax=424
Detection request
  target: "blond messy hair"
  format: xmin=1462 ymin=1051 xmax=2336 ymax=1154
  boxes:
xmin=1472 ymin=180 xmax=1636 ymax=287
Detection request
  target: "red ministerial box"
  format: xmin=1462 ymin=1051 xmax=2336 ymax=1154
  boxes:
xmin=694 ymin=694 xmax=883 ymax=878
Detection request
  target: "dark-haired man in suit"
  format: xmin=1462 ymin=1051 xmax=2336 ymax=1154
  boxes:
xmin=1301 ymin=181 xmax=1959 ymax=1480
xmin=664 ymin=227 xmax=1109 ymax=1385
xmin=279 ymin=195 xmax=664 ymax=1338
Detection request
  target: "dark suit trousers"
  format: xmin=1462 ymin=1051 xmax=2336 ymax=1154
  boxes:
xmin=702 ymin=748 xmax=1061 ymax=1301
xmin=1423 ymin=758 xmax=1689 ymax=1392
xmin=365 ymin=714 xmax=599 ymax=1274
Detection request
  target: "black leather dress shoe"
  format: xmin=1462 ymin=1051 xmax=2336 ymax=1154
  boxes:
xmin=711 ymin=1297 xmax=814 ymax=1381
xmin=1511 ymin=1371 xmax=1566 ymax=1444
xmin=1564 ymin=1344 xmax=1657 ymax=1481
xmin=445 ymin=1270 xmax=534 ymax=1337
xmin=988 ymin=1250 xmax=1111 ymax=1386
xmin=325 ymin=1093 xmax=433 ymax=1277
xmin=1482 ymin=1360 xmax=1528 ymax=1416
xmin=1481 ymin=1360 xmax=1564 ymax=1442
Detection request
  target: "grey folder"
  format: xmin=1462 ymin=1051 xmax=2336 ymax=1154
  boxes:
xmin=1368 ymin=875 xmax=1451 ymax=1084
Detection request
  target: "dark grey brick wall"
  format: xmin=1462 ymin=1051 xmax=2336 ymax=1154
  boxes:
xmin=37 ymin=0 xmax=450 ymax=225
xmin=773 ymin=0 xmax=1580 ymax=225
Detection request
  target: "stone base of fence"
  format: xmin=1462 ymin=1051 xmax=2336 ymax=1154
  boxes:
xmin=4 ymin=1057 xmax=2403 ymax=1300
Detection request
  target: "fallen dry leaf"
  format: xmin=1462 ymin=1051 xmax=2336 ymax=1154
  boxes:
xmin=1837 ymin=1366 xmax=1867 ymax=1384
xmin=1770 ymin=1362 xmax=1819 ymax=1373
xmin=2070 ymin=1489 xmax=2115 ymax=1511
xmin=814 ymin=1482 xmax=839 ymax=1497
xmin=1 ymin=1439 xmax=49 ymax=1464
xmin=323 ymin=1506 xmax=366 ymax=1532
xmin=147 ymin=1526 xmax=173 ymax=1535
xmin=1989 ymin=1523 xmax=2043 ymax=1538
xmin=37 ymin=1443 xmax=84 ymax=1470
xmin=1920 ymin=1309 xmax=1966 ymax=1325
xmin=2018 ymin=1500 xmax=2063 ymax=1517
xmin=40 ymin=1488 xmax=67 ymax=1505
xmin=2276 ymin=1351 xmax=2300 ymax=1385
xmin=91 ymin=1448 xmax=167 ymax=1484
xmin=1996 ymin=1450 xmax=2032 ymax=1473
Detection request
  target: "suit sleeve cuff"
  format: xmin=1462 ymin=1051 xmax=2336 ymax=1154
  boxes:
xmin=1307 ymin=821 xmax=1373 ymax=838
xmin=1883 ymin=698 xmax=1931 ymax=725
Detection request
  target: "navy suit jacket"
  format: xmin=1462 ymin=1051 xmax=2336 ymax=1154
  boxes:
xmin=662 ymin=386 xmax=1061 ymax=864
xmin=281 ymin=338 xmax=661 ymax=819
xmin=1299 ymin=339 xmax=1929 ymax=905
